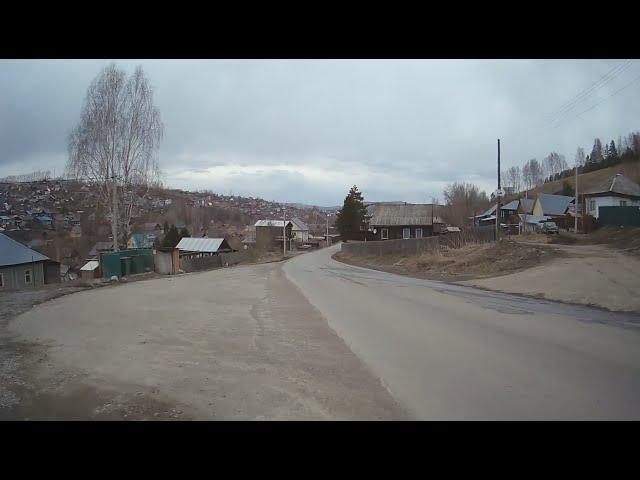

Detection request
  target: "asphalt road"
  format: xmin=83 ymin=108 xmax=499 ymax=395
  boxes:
xmin=284 ymin=243 xmax=640 ymax=420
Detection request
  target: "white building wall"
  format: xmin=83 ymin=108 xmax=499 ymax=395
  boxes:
xmin=587 ymin=195 xmax=640 ymax=218
xmin=292 ymin=228 xmax=309 ymax=242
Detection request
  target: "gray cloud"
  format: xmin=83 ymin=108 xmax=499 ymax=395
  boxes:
xmin=1 ymin=59 xmax=639 ymax=205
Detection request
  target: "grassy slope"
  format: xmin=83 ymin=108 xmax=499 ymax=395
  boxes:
xmin=503 ymin=161 xmax=640 ymax=203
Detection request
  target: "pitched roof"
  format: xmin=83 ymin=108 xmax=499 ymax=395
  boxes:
xmin=519 ymin=198 xmax=534 ymax=214
xmin=80 ymin=260 xmax=99 ymax=271
xmin=501 ymin=200 xmax=520 ymax=211
xmin=471 ymin=204 xmax=496 ymax=219
xmin=0 ymin=233 xmax=49 ymax=267
xmin=88 ymin=241 xmax=114 ymax=257
xmin=176 ymin=237 xmax=232 ymax=253
xmin=368 ymin=203 xmax=443 ymax=226
xmin=582 ymin=173 xmax=640 ymax=197
xmin=290 ymin=217 xmax=309 ymax=231
xmin=536 ymin=193 xmax=574 ymax=216
xmin=254 ymin=219 xmax=293 ymax=228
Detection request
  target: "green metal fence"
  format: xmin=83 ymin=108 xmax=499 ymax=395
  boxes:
xmin=599 ymin=206 xmax=640 ymax=227
xmin=100 ymin=248 xmax=154 ymax=278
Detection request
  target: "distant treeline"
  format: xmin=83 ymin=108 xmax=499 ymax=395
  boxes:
xmin=504 ymin=130 xmax=640 ymax=193
xmin=0 ymin=170 xmax=54 ymax=183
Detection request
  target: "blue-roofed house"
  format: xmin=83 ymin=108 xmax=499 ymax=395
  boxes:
xmin=34 ymin=214 xmax=54 ymax=229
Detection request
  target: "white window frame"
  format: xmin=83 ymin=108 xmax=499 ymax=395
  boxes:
xmin=403 ymin=227 xmax=411 ymax=239
xmin=589 ymin=199 xmax=596 ymax=212
xmin=381 ymin=228 xmax=389 ymax=240
xmin=25 ymin=269 xmax=32 ymax=285
xmin=415 ymin=228 xmax=423 ymax=238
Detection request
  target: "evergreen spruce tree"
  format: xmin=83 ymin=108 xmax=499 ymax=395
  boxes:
xmin=335 ymin=185 xmax=368 ymax=242
xmin=608 ymin=140 xmax=619 ymax=165
xmin=162 ymin=224 xmax=180 ymax=248
xmin=179 ymin=227 xmax=190 ymax=239
xmin=590 ymin=138 xmax=604 ymax=166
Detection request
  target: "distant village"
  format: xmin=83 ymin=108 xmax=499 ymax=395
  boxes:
xmin=2 ymin=166 xmax=639 ymax=291
xmin=0 ymin=176 xmax=339 ymax=284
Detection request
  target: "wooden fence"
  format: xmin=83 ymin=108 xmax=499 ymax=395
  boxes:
xmin=341 ymin=226 xmax=495 ymax=257
xmin=180 ymin=251 xmax=248 ymax=273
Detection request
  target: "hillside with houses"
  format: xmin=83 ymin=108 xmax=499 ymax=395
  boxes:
xmin=0 ymin=176 xmax=335 ymax=276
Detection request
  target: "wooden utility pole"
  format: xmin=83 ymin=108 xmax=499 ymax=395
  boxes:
xmin=283 ymin=206 xmax=286 ymax=257
xmin=575 ymin=159 xmax=579 ymax=232
xmin=496 ymin=139 xmax=501 ymax=241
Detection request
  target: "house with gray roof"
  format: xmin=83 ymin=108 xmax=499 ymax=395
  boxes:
xmin=532 ymin=193 xmax=575 ymax=218
xmin=582 ymin=173 xmax=640 ymax=219
xmin=0 ymin=233 xmax=50 ymax=289
xmin=366 ymin=203 xmax=444 ymax=240
xmin=254 ymin=219 xmax=293 ymax=251
xmin=290 ymin=217 xmax=310 ymax=243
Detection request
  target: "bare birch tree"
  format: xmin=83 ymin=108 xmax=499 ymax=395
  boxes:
xmin=505 ymin=166 xmax=522 ymax=193
xmin=442 ymin=182 xmax=490 ymax=226
xmin=66 ymin=64 xmax=163 ymax=251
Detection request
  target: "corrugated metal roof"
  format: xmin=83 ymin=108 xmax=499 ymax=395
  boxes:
xmin=254 ymin=220 xmax=292 ymax=228
xmin=583 ymin=173 xmax=640 ymax=197
xmin=176 ymin=237 xmax=230 ymax=253
xmin=0 ymin=233 xmax=50 ymax=267
xmin=536 ymin=193 xmax=574 ymax=216
xmin=290 ymin=217 xmax=309 ymax=231
xmin=519 ymin=198 xmax=534 ymax=214
xmin=501 ymin=200 xmax=520 ymax=211
xmin=80 ymin=260 xmax=100 ymax=271
xmin=368 ymin=204 xmax=443 ymax=226
xmin=88 ymin=241 xmax=113 ymax=257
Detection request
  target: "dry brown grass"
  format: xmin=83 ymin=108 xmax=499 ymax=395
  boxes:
xmin=335 ymin=239 xmax=564 ymax=281
xmin=550 ymin=226 xmax=640 ymax=255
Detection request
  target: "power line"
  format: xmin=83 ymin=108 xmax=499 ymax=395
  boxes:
xmin=553 ymin=70 xmax=640 ymax=129
xmin=547 ymin=60 xmax=634 ymax=126
xmin=545 ymin=60 xmax=631 ymax=121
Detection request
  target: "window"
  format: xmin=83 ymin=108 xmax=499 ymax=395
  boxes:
xmin=381 ymin=228 xmax=389 ymax=240
xmin=25 ymin=269 xmax=32 ymax=284
xmin=403 ymin=228 xmax=411 ymax=239
xmin=0 ymin=273 xmax=4 ymax=288
xmin=589 ymin=199 xmax=596 ymax=212
xmin=416 ymin=228 xmax=423 ymax=238
xmin=620 ymin=200 xmax=628 ymax=207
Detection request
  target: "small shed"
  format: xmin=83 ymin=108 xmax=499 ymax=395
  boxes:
xmin=176 ymin=237 xmax=234 ymax=258
xmin=80 ymin=260 xmax=100 ymax=280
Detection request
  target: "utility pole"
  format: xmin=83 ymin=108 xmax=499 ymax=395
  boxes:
xmin=326 ymin=214 xmax=330 ymax=247
xmin=112 ymin=174 xmax=119 ymax=252
xmin=575 ymin=159 xmax=579 ymax=233
xmin=282 ymin=205 xmax=286 ymax=257
xmin=496 ymin=139 xmax=501 ymax=241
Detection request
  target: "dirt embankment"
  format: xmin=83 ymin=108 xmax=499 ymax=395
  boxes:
xmin=549 ymin=226 xmax=640 ymax=256
xmin=334 ymin=240 xmax=565 ymax=282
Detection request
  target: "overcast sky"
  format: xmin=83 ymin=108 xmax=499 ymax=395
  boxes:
xmin=1 ymin=59 xmax=639 ymax=206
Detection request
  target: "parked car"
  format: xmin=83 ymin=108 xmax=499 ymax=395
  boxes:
xmin=541 ymin=221 xmax=559 ymax=234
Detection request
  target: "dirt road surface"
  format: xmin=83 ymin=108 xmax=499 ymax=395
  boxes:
xmin=460 ymin=244 xmax=640 ymax=312
xmin=1 ymin=263 xmax=407 ymax=420
xmin=4 ymin=244 xmax=640 ymax=420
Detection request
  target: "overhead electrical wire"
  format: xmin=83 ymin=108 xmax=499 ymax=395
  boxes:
xmin=551 ymin=70 xmax=640 ymax=129
xmin=546 ymin=60 xmax=634 ymax=126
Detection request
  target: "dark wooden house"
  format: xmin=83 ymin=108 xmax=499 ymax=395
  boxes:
xmin=365 ymin=203 xmax=444 ymax=240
